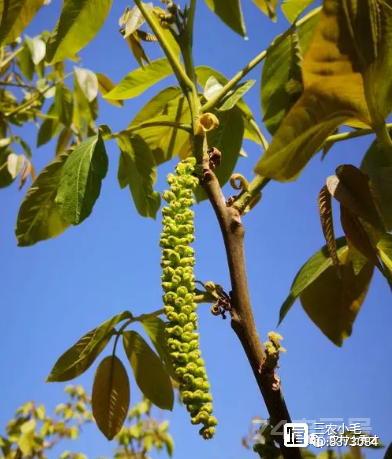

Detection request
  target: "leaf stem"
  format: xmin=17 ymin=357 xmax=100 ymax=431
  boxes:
xmin=105 ymin=121 xmax=193 ymax=141
xmin=324 ymin=123 xmax=392 ymax=145
xmin=233 ymin=176 xmax=271 ymax=214
xmin=133 ymin=0 xmax=194 ymax=93
xmin=200 ymin=7 xmax=321 ymax=113
xmin=112 ymin=318 xmax=134 ymax=356
xmin=5 ymin=72 xmax=73 ymax=118
xmin=374 ymin=123 xmax=392 ymax=167
xmin=200 ymin=158 xmax=301 ymax=459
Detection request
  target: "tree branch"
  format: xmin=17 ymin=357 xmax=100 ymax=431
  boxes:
xmin=200 ymin=158 xmax=301 ymax=459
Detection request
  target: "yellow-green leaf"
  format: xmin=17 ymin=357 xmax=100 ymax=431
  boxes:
xmin=96 ymin=73 xmax=123 ymax=108
xmin=15 ymin=151 xmax=70 ymax=247
xmin=56 ymin=134 xmax=108 ymax=225
xmin=46 ymin=327 xmax=113 ymax=382
xmin=104 ymin=58 xmax=173 ymax=100
xmin=300 ymin=249 xmax=374 ymax=346
xmin=251 ymin=0 xmax=277 ymax=20
xmin=204 ymin=0 xmax=246 ymax=37
xmin=117 ymin=134 xmax=161 ymax=219
xmin=37 ymin=104 xmax=61 ymax=147
xmin=0 ymin=0 xmax=44 ymax=46
xmin=281 ymin=0 xmax=316 ymax=23
xmin=92 ymin=356 xmax=130 ymax=441
xmin=46 ymin=0 xmax=113 ymax=64
xmin=123 ymin=331 xmax=174 ymax=411
xmin=127 ymin=86 xmax=190 ymax=165
xmin=55 ymin=83 xmax=73 ymax=127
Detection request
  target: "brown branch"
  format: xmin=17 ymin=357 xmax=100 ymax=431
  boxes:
xmin=200 ymin=156 xmax=302 ymax=459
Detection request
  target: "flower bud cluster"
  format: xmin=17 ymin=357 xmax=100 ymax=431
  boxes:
xmin=160 ymin=158 xmax=217 ymax=439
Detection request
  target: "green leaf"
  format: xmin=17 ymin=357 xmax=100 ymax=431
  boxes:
xmin=127 ymin=86 xmax=190 ymax=165
xmin=219 ymin=80 xmax=255 ymax=111
xmin=195 ymin=106 xmax=244 ymax=202
xmin=0 ymin=0 xmax=44 ymax=46
xmin=123 ymin=331 xmax=174 ymax=410
xmin=55 ymin=83 xmax=73 ymax=127
xmin=281 ymin=0 xmax=316 ymax=23
xmin=79 ymin=311 xmax=133 ymax=359
xmin=0 ymin=147 xmax=16 ymax=188
xmin=56 ymin=133 xmax=108 ymax=225
xmin=261 ymin=9 xmax=319 ymax=135
xmin=46 ymin=328 xmax=113 ymax=383
xmin=46 ymin=0 xmax=113 ymax=64
xmin=92 ymin=356 xmax=130 ymax=441
xmin=96 ymin=73 xmax=123 ymax=108
xmin=56 ymin=127 xmax=73 ymax=155
xmin=250 ymin=0 xmax=277 ymax=20
xmin=300 ymin=249 xmax=374 ymax=346
xmin=117 ymin=134 xmax=161 ymax=219
xmin=17 ymin=43 xmax=35 ymax=81
xmin=383 ymin=444 xmax=392 ymax=459
xmin=104 ymin=58 xmax=173 ymax=100
xmin=120 ymin=3 xmax=153 ymax=38
xmin=279 ymin=237 xmax=347 ymax=324
xmin=361 ymin=139 xmax=392 ymax=231
xmin=377 ymin=234 xmax=392 ymax=276
xmin=15 ymin=151 xmax=71 ymax=247
xmin=25 ymin=35 xmax=46 ymax=65
xmin=196 ymin=66 xmax=253 ymax=118
xmin=18 ymin=419 xmax=36 ymax=456
xmin=7 ymin=153 xmax=25 ymax=178
xmin=37 ymin=104 xmax=61 ymax=147
xmin=204 ymin=0 xmax=246 ymax=37
xmin=137 ymin=315 xmax=178 ymax=381
xmin=74 ymin=66 xmax=98 ymax=103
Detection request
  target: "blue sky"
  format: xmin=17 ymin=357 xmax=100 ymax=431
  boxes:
xmin=1 ymin=1 xmax=391 ymax=459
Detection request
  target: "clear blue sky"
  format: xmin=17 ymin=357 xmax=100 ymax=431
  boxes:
xmin=1 ymin=1 xmax=391 ymax=459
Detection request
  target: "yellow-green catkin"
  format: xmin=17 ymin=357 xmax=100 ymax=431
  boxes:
xmin=160 ymin=158 xmax=217 ymax=440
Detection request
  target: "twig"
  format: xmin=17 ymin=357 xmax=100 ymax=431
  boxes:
xmin=233 ymin=176 xmax=271 ymax=214
xmin=200 ymin=156 xmax=301 ymax=459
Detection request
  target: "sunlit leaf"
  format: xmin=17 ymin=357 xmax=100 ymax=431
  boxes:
xmin=92 ymin=356 xmax=130 ymax=440
xmin=0 ymin=148 xmax=16 ymax=188
xmin=46 ymin=0 xmax=113 ymax=63
xmin=25 ymin=35 xmax=46 ymax=65
xmin=127 ymin=86 xmax=190 ymax=165
xmin=250 ymin=0 xmax=277 ymax=20
xmin=56 ymin=134 xmax=108 ymax=225
xmin=219 ymin=80 xmax=255 ymax=111
xmin=123 ymin=331 xmax=174 ymax=410
xmin=74 ymin=67 xmax=98 ymax=102
xmin=204 ymin=0 xmax=246 ymax=37
xmin=117 ymin=134 xmax=160 ymax=219
xmin=104 ymin=58 xmax=173 ymax=100
xmin=15 ymin=151 xmax=70 ymax=246
xmin=96 ymin=73 xmax=123 ymax=108
xmin=0 ymin=0 xmax=44 ymax=46
xmin=7 ymin=153 xmax=25 ymax=179
xmin=120 ymin=3 xmax=153 ymax=38
xmin=46 ymin=327 xmax=113 ymax=382
xmin=281 ymin=0 xmax=316 ymax=23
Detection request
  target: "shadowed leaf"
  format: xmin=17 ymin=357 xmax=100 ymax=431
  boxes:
xmin=55 ymin=83 xmax=73 ymax=127
xmin=279 ymin=237 xmax=347 ymax=324
xmin=318 ymin=185 xmax=339 ymax=268
xmin=46 ymin=327 xmax=113 ymax=382
xmin=92 ymin=356 xmax=130 ymax=440
xmin=123 ymin=331 xmax=174 ymax=411
xmin=16 ymin=151 xmax=71 ymax=246
xmin=117 ymin=134 xmax=161 ymax=219
xmin=300 ymin=249 xmax=374 ymax=346
xmin=79 ymin=311 xmax=133 ymax=359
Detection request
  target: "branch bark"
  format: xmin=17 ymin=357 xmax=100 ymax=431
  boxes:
xmin=200 ymin=157 xmax=302 ymax=459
